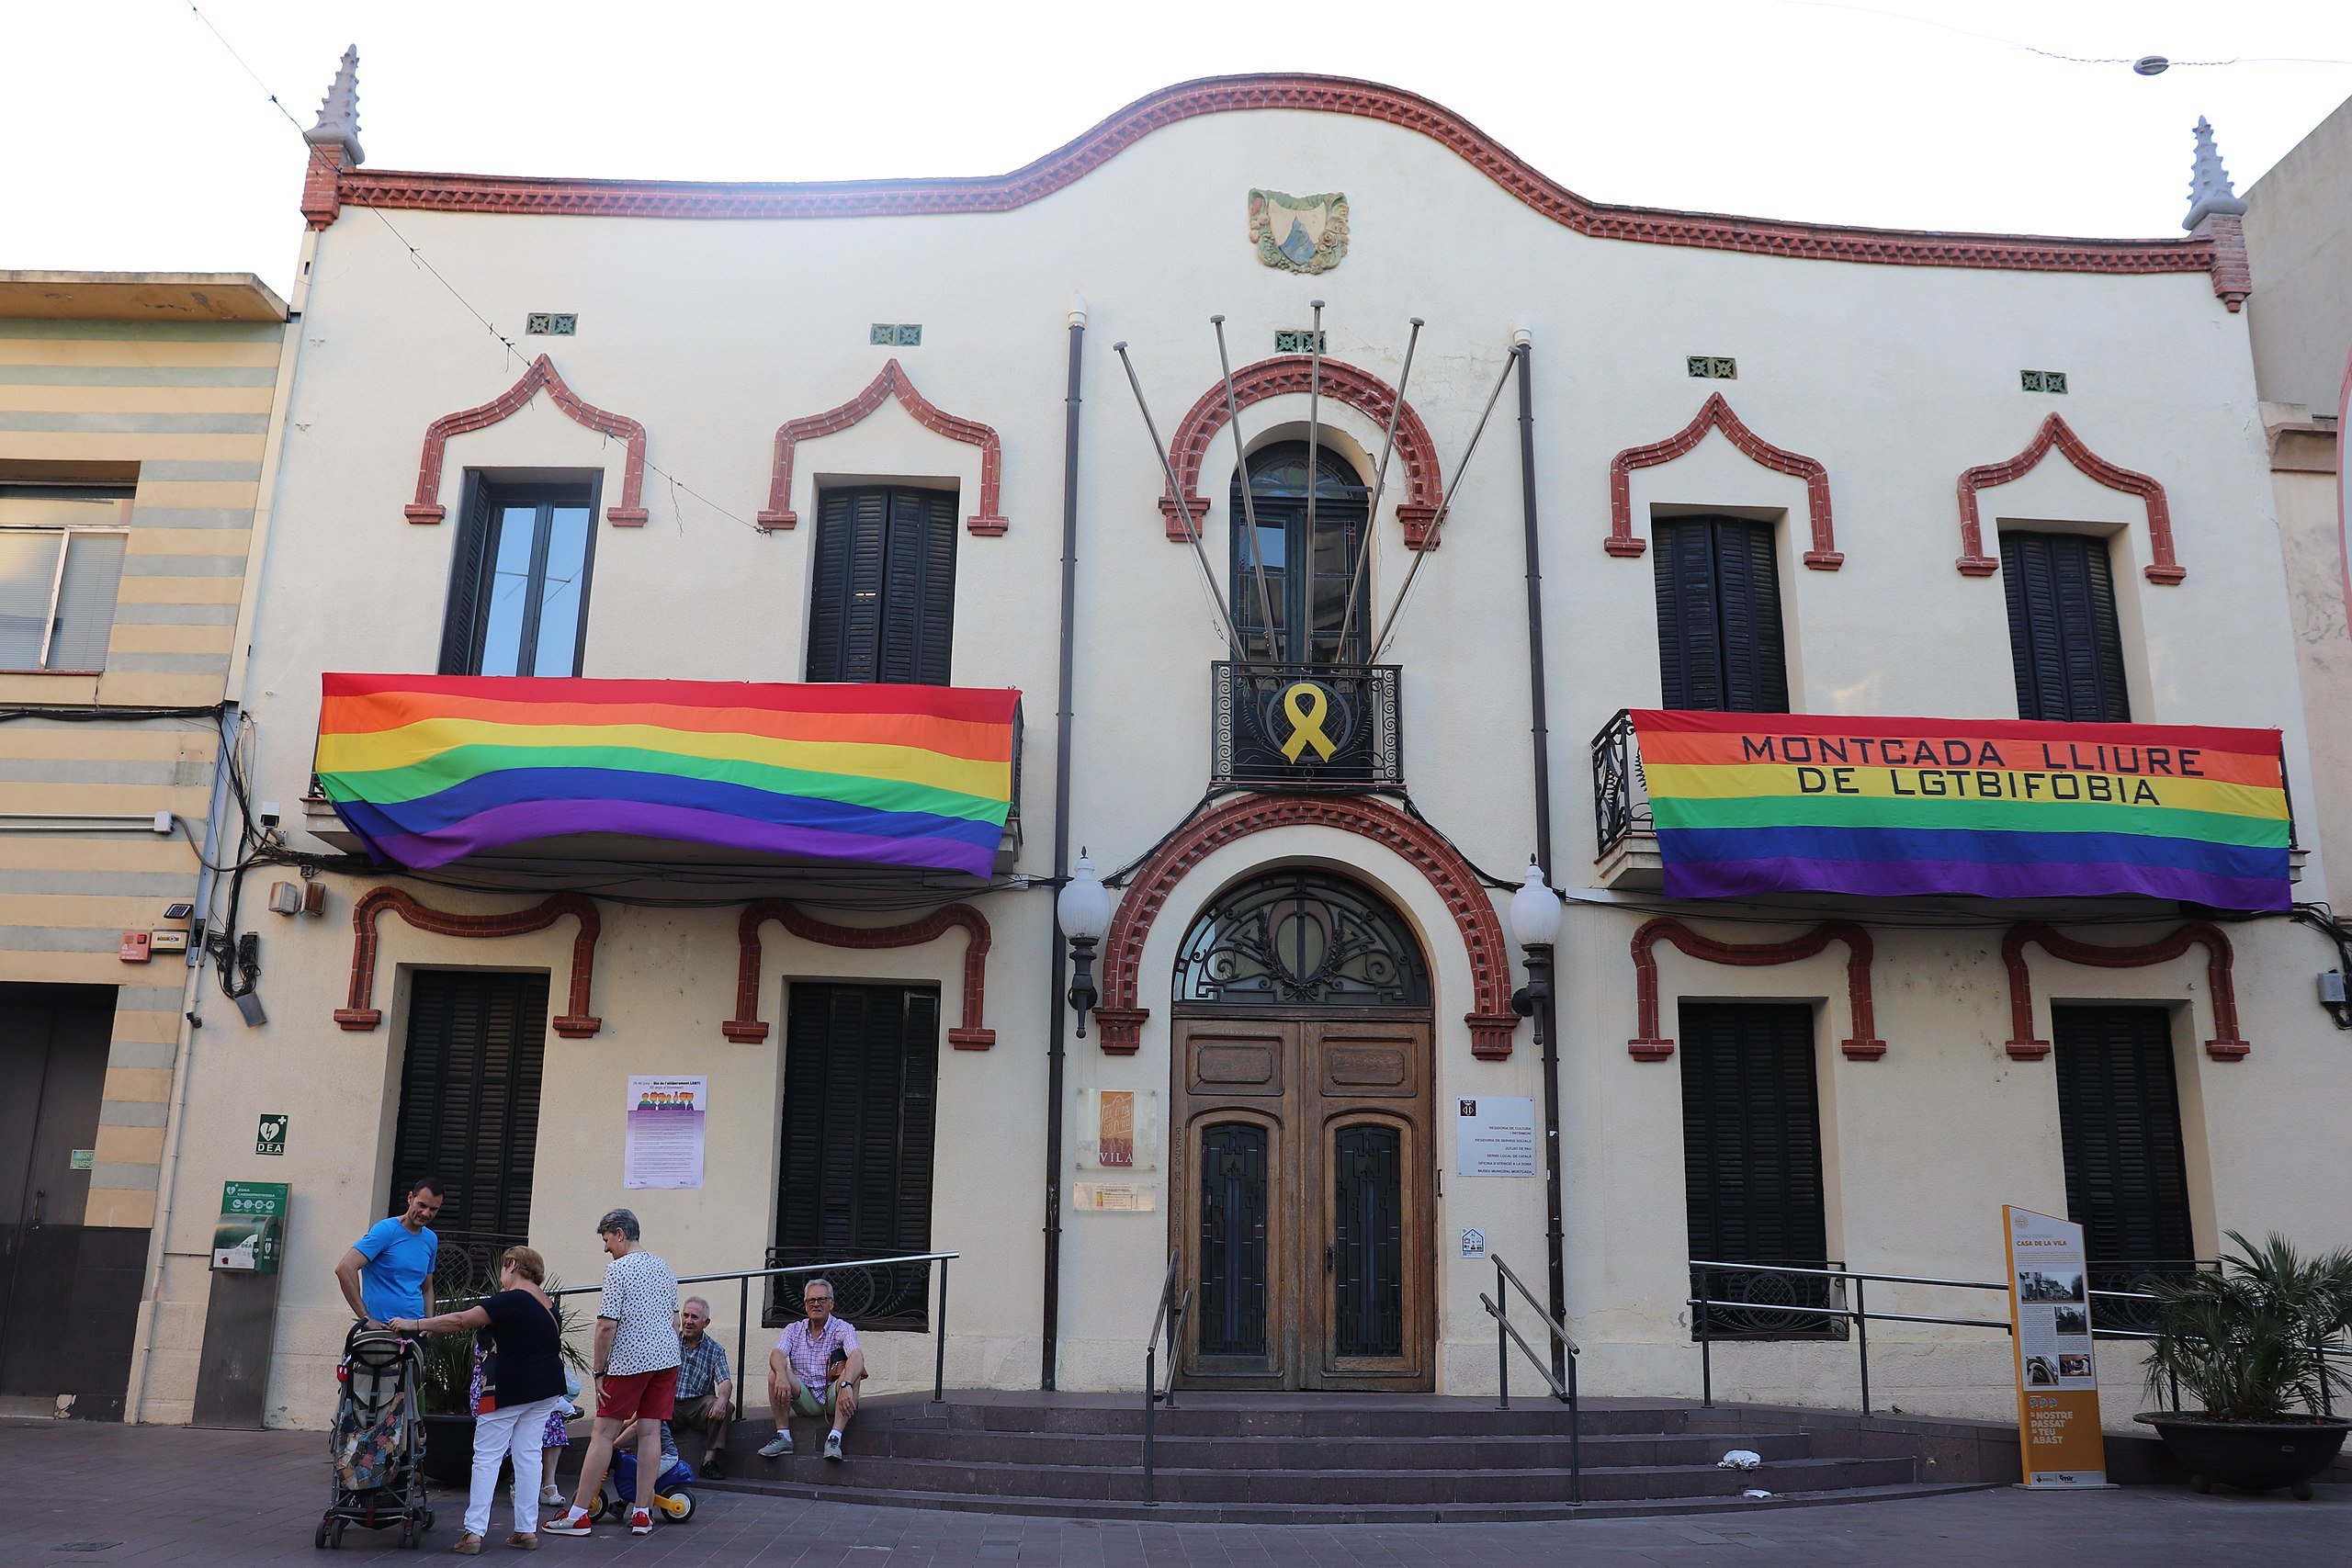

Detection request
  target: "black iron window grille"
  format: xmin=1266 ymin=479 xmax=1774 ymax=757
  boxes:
xmin=1173 ymin=868 xmax=1430 ymax=1008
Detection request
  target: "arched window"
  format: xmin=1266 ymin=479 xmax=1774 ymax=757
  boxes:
xmin=1229 ymin=443 xmax=1371 ymax=665
xmin=1173 ymin=869 xmax=1430 ymax=1007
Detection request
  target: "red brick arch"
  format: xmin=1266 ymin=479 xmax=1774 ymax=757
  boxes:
xmin=2001 ymin=921 xmax=2245 ymax=1061
xmin=756 ymin=359 xmax=1006 ymax=536
xmin=1156 ymin=355 xmax=1445 ymax=548
xmin=1954 ymin=413 xmax=2182 ymax=582
xmin=1606 ymin=393 xmax=1840 ymax=568
xmin=724 ymin=899 xmax=995 ymax=1049
xmin=334 ymin=887 xmax=601 ymax=1037
xmin=404 ymin=355 xmax=649 ymax=526
xmin=1091 ymin=795 xmax=1519 ymax=1058
xmin=1626 ymin=918 xmax=1883 ymax=1062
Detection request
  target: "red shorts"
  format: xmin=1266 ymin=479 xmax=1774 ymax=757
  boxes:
xmin=596 ymin=1365 xmax=678 ymax=1422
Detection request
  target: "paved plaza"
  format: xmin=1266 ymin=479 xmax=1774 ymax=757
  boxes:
xmin=4 ymin=1419 xmax=2345 ymax=1567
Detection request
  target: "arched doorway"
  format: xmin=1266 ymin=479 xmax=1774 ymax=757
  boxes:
xmin=1228 ymin=443 xmax=1371 ymax=665
xmin=1169 ymin=868 xmax=1435 ymax=1390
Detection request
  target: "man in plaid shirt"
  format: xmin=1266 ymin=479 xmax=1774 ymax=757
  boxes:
xmin=671 ymin=1297 xmax=734 ymax=1477
xmin=757 ymin=1278 xmax=865 ymax=1462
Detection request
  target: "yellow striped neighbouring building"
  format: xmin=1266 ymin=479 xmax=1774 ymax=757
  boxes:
xmin=0 ymin=272 xmax=288 ymax=1420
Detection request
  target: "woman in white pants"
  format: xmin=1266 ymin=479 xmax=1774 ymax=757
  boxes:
xmin=393 ymin=1246 xmax=570 ymax=1553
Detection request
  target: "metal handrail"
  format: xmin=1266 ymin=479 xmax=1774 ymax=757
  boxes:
xmin=549 ymin=1248 xmax=960 ymax=1411
xmin=1689 ymin=1258 xmax=2350 ymax=1417
xmin=1141 ymin=1250 xmax=1189 ymax=1506
xmin=1482 ymin=1255 xmax=1582 ymax=1506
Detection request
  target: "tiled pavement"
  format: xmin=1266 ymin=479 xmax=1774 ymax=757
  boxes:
xmin=4 ymin=1419 xmax=2346 ymax=1567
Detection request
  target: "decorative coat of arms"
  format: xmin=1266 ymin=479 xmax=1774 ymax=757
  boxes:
xmin=1249 ymin=189 xmax=1349 ymax=275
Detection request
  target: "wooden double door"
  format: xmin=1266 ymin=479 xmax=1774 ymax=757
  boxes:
xmin=1172 ymin=1011 xmax=1434 ymax=1390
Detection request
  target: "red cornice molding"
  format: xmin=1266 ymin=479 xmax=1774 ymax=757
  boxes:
xmin=1094 ymin=794 xmax=1518 ymax=1058
xmin=1956 ymin=412 xmax=2182 ymax=581
xmin=332 ymin=74 xmax=2213 ymax=280
xmin=1627 ymin=918 xmax=1883 ymax=1062
xmin=757 ymin=359 xmax=1006 ymax=536
xmin=2001 ymin=921 xmax=2245 ymax=1061
xmin=335 ymin=887 xmax=601 ymax=1037
xmin=1606 ymin=393 xmax=1841 ymax=567
xmin=405 ymin=354 xmax=650 ymax=526
xmin=1157 ymin=355 xmax=1443 ymax=547
xmin=726 ymin=900 xmax=995 ymax=1049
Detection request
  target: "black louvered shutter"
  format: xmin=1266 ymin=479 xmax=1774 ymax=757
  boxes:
xmin=2052 ymin=1007 xmax=2195 ymax=1266
xmin=1679 ymin=1001 xmax=1828 ymax=1279
xmin=437 ymin=477 xmax=498 ymax=675
xmin=775 ymin=983 xmax=940 ymax=1327
xmin=808 ymin=487 xmax=956 ymax=685
xmin=389 ymin=970 xmax=548 ymax=1247
xmin=2002 ymin=532 xmax=2130 ymax=722
xmin=1654 ymin=517 xmax=1787 ymax=713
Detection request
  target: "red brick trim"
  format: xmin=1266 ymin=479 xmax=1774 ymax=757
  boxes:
xmin=1955 ymin=413 xmax=2182 ymax=582
xmin=335 ymin=887 xmax=601 ymax=1037
xmin=1155 ymin=355 xmax=1444 ymax=548
xmin=301 ymin=144 xmax=345 ymax=231
xmin=405 ymin=355 xmax=650 ymax=526
xmin=726 ymin=900 xmax=995 ymax=1049
xmin=1606 ymin=393 xmax=1841 ymax=568
xmin=2001 ymin=921 xmax=2246 ymax=1061
xmin=757 ymin=359 xmax=1006 ymax=536
xmin=1627 ymin=918 xmax=1883 ymax=1061
xmin=1094 ymin=794 xmax=1518 ymax=1058
xmin=331 ymin=75 xmax=2211 ymax=280
xmin=2199 ymin=214 xmax=2252 ymax=312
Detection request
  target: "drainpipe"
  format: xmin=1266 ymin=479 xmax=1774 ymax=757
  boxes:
xmin=1514 ymin=329 xmax=1568 ymax=1382
xmin=1040 ymin=300 xmax=1086 ymax=1389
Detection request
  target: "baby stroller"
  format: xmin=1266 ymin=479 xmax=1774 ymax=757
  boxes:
xmin=601 ymin=1436 xmax=699 ymax=1524
xmin=318 ymin=1324 xmax=434 ymax=1549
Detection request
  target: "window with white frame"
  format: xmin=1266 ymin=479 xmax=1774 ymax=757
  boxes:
xmin=0 ymin=489 xmax=131 ymax=672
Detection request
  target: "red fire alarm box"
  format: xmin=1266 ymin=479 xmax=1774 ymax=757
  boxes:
xmin=119 ymin=931 xmax=153 ymax=963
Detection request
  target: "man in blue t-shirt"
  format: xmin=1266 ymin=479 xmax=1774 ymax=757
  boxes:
xmin=334 ymin=1178 xmax=445 ymax=1325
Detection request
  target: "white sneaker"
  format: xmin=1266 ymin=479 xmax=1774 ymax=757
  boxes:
xmin=823 ymin=1431 xmax=844 ymax=1462
xmin=757 ymin=1430 xmax=794 ymax=1458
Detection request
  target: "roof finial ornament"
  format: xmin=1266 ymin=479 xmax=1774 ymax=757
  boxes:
xmin=305 ymin=44 xmax=364 ymax=165
xmin=2183 ymin=116 xmax=2245 ymax=231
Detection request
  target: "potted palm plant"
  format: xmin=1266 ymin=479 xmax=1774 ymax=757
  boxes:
xmin=2133 ymin=1232 xmax=2352 ymax=1499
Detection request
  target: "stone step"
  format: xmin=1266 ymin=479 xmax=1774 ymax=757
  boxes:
xmin=694 ymin=1476 xmax=1988 ymax=1526
xmin=718 ymin=1450 xmax=1916 ymax=1505
xmin=815 ymin=1427 xmax=1820 ymax=1471
xmin=732 ymin=1401 xmax=1701 ymax=1442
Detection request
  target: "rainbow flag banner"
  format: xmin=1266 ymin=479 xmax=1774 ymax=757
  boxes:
xmin=1629 ymin=710 xmax=2291 ymax=910
xmin=316 ymin=674 xmax=1019 ymax=876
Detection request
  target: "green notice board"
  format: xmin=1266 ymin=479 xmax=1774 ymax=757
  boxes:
xmin=210 ymin=1179 xmax=289 ymax=1275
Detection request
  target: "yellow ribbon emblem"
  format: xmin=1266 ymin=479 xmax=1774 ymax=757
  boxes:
xmin=1279 ymin=682 xmax=1339 ymax=762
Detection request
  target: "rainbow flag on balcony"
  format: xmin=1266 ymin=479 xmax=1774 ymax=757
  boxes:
xmin=1629 ymin=710 xmax=2291 ymax=909
xmin=316 ymin=674 xmax=1019 ymax=875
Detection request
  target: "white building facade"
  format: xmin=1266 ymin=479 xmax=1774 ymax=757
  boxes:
xmin=131 ymin=68 xmax=2352 ymax=1432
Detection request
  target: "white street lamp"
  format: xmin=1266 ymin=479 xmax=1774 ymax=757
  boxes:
xmin=1057 ymin=849 xmax=1116 ymax=1037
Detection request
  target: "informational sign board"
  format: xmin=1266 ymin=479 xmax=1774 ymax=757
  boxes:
xmin=1460 ymin=1228 xmax=1487 ymax=1259
xmin=2003 ymin=1205 xmax=2106 ymax=1486
xmin=624 ymin=1076 xmax=707 ymax=1189
xmin=255 ymin=1113 xmax=288 ymax=1156
xmin=1072 ymin=1183 xmax=1157 ymax=1212
xmin=211 ymin=1180 xmax=289 ymax=1274
xmin=1455 ymin=1097 xmax=1537 ymax=1177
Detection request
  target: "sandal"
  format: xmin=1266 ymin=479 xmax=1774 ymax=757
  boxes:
xmin=505 ymin=1533 xmax=540 ymax=1551
xmin=452 ymin=1534 xmax=483 ymax=1556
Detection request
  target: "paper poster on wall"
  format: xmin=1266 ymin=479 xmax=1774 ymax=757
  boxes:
xmin=625 ymin=1076 xmax=707 ymax=1190
xmin=1455 ymin=1096 xmax=1537 ymax=1177
xmin=2003 ymin=1204 xmax=2106 ymax=1487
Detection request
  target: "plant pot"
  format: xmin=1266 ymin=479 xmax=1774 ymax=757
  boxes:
xmin=2134 ymin=1413 xmax=2351 ymax=1498
xmin=421 ymin=1412 xmax=484 ymax=1487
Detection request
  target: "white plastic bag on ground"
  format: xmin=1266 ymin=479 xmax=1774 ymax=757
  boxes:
xmin=1742 ymin=1488 xmax=1773 ymax=1499
xmin=1717 ymin=1449 xmax=1763 ymax=1470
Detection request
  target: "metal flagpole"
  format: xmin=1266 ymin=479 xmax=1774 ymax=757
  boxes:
xmin=1114 ymin=341 xmax=1248 ymax=656
xmin=1335 ymin=317 xmax=1420 ymax=664
xmin=1304 ymin=300 xmax=1324 ymax=662
xmin=1213 ymin=315 xmax=1283 ymax=663
xmin=1370 ymin=347 xmax=1521 ymax=660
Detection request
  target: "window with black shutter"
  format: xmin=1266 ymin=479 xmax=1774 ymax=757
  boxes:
xmin=806 ymin=486 xmax=957 ymax=684
xmin=439 ymin=478 xmax=598 ymax=677
xmin=2001 ymin=530 xmax=2130 ymax=722
xmin=2052 ymin=1007 xmax=2196 ymax=1271
xmin=387 ymin=970 xmax=548 ymax=1288
xmin=1652 ymin=515 xmax=1789 ymax=712
xmin=772 ymin=983 xmax=940 ymax=1329
xmin=1679 ymin=1001 xmax=1838 ymax=1338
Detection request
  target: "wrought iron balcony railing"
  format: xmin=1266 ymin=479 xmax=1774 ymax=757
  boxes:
xmin=1591 ymin=708 xmax=1653 ymax=856
xmin=1211 ymin=662 xmax=1402 ymax=791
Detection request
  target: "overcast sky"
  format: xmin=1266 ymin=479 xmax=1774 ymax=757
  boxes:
xmin=5 ymin=1 xmax=2348 ymax=295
